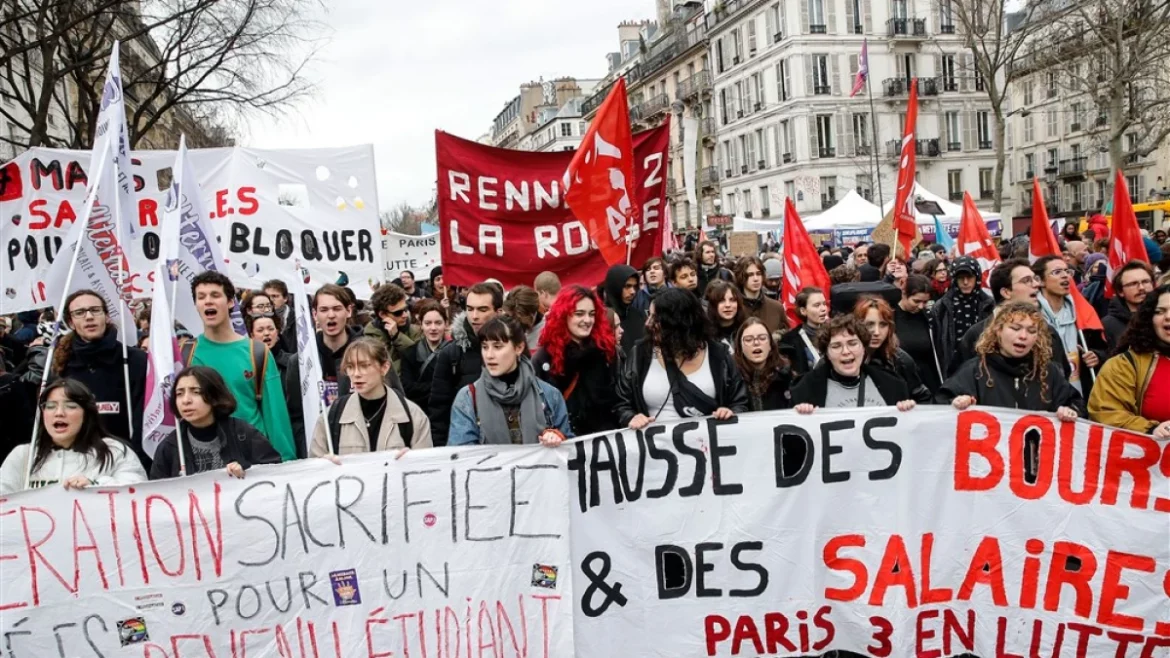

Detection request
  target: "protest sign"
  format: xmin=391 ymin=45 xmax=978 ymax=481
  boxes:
xmin=0 ymin=145 xmax=382 ymax=314
xmin=569 ymin=408 xmax=1170 ymax=656
xmin=3 ymin=408 xmax=1169 ymax=657
xmin=383 ymin=231 xmax=440 ymax=280
xmin=727 ymin=231 xmax=760 ymax=257
xmin=0 ymin=447 xmax=573 ymax=657
xmin=435 ymin=125 xmax=669 ymax=289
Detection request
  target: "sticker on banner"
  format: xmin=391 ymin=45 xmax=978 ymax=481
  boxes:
xmin=531 ymin=564 xmax=558 ymax=589
xmin=97 ymin=401 xmax=120 ymax=414
xmin=330 ymin=569 xmax=362 ymax=606
xmin=118 ymin=617 xmax=149 ymax=646
xmin=134 ymin=592 xmax=164 ymax=611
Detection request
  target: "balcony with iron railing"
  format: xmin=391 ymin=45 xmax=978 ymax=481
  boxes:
xmin=980 ymin=189 xmax=994 ymax=200
xmin=666 ymin=179 xmax=678 ymax=197
xmin=1058 ymin=157 xmax=1088 ymax=178
xmin=700 ymin=166 xmax=719 ymax=188
xmin=632 ymin=94 xmax=670 ymax=122
xmin=678 ymin=70 xmax=712 ymax=100
xmin=818 ymin=147 xmax=836 ymax=158
xmin=885 ymin=138 xmax=941 ymax=158
xmin=887 ymin=17 xmax=927 ymax=39
xmin=883 ymin=77 xmax=938 ymax=98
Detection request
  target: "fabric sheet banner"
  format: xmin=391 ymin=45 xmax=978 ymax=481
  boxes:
xmin=434 ymin=125 xmax=668 ymax=289
xmin=383 ymin=231 xmax=440 ymax=280
xmin=3 ymin=408 xmax=1170 ymax=657
xmin=0 ymin=146 xmax=382 ymax=314
xmin=0 ymin=447 xmax=572 ymax=657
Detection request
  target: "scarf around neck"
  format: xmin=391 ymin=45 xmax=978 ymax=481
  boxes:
xmin=474 ymin=357 xmax=546 ymax=445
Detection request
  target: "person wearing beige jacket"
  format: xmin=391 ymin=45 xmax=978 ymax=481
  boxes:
xmin=310 ymin=338 xmax=433 ymax=458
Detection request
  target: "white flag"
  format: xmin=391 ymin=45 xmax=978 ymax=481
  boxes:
xmin=40 ymin=42 xmax=137 ymax=331
xmin=290 ymin=265 xmax=324 ymax=455
xmin=160 ymin=135 xmax=246 ymax=336
xmin=141 ymin=263 xmax=183 ymax=458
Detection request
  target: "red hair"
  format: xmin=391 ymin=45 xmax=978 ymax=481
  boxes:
xmin=538 ymin=284 xmax=617 ymax=376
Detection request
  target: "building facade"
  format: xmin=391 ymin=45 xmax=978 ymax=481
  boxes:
xmin=706 ymin=0 xmax=1000 ymax=221
xmin=582 ymin=7 xmax=718 ymax=229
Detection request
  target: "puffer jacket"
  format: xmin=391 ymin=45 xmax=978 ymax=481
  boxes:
xmin=1087 ymin=350 xmax=1159 ymax=433
xmin=428 ymin=313 xmax=485 ymax=447
xmin=0 ymin=438 xmax=146 ymax=494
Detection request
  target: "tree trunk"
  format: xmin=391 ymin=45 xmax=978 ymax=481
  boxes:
xmin=992 ymin=107 xmax=1007 ymax=214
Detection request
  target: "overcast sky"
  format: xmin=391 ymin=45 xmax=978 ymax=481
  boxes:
xmin=246 ymin=0 xmax=651 ymax=211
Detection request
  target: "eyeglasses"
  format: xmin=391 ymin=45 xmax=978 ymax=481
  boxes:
xmin=251 ymin=303 xmax=274 ymax=312
xmin=742 ymin=335 xmax=770 ymax=345
xmin=1047 ymin=268 xmax=1072 ymax=277
xmin=69 ymin=307 xmax=105 ymax=319
xmin=42 ymin=401 xmax=81 ymax=412
xmin=386 ymin=307 xmax=409 ymax=317
xmin=1014 ymin=275 xmax=1038 ymax=286
xmin=1122 ymin=279 xmax=1153 ymax=290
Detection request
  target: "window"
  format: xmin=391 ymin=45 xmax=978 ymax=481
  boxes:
xmin=755 ymin=128 xmax=767 ymax=168
xmin=560 ymin=123 xmax=572 ymax=137
xmin=978 ymin=168 xmax=993 ymax=199
xmin=1046 ymin=110 xmax=1057 ymax=138
xmin=1023 ymin=80 xmax=1033 ymax=105
xmin=776 ymin=61 xmax=790 ymax=101
xmin=1070 ymin=182 xmax=1083 ymax=209
xmin=743 ymin=189 xmax=753 ymax=213
xmin=945 ymin=111 xmax=961 ymax=150
xmin=1024 ymin=153 xmax=1035 ymax=176
xmin=779 ymin=119 xmax=793 ymax=161
xmin=812 ymin=55 xmax=831 ymax=94
xmin=785 ymin=180 xmax=797 ymax=202
xmin=974 ymin=65 xmax=985 ymax=92
xmin=947 ymin=170 xmax=963 ymax=201
xmin=579 ymin=121 xmax=587 ymax=135
xmin=809 ymin=0 xmax=826 ymax=31
xmin=1127 ymin=175 xmax=1140 ymax=203
xmin=769 ymin=4 xmax=783 ymax=41
xmin=1047 ymin=148 xmax=1058 ymax=169
xmin=760 ymin=186 xmax=771 ymax=212
xmin=738 ymin=135 xmax=750 ymax=172
xmin=892 ymin=0 xmax=907 ymax=19
xmin=736 ymin=81 xmax=747 ymax=115
xmin=816 ymin=114 xmax=834 ymax=156
xmin=940 ymin=0 xmax=955 ymax=32
xmin=851 ymin=0 xmax=863 ymax=32
xmin=852 ymin=113 xmax=870 ymax=152
xmin=752 ymin=72 xmax=765 ymax=109
xmin=1023 ymin=114 xmax=1034 ymax=143
xmin=1070 ymin=103 xmax=1082 ymax=131
xmin=857 ymin=174 xmax=872 ymax=200
xmin=720 ymin=88 xmax=730 ymax=124
xmin=1095 ymin=180 xmax=1106 ymax=207
xmin=732 ymin=28 xmax=743 ymax=61
xmin=820 ymin=176 xmax=838 ymax=208
xmin=721 ymin=141 xmax=733 ymax=174
xmin=716 ymin=39 xmax=725 ymax=73
xmin=1046 ymin=72 xmax=1056 ymax=98
xmin=976 ymin=111 xmax=991 ymax=149
xmin=747 ymin=17 xmax=758 ymax=54
xmin=941 ymin=55 xmax=958 ymax=91
xmin=726 ymin=194 xmax=737 ymax=215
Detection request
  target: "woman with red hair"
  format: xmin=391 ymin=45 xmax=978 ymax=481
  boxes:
xmin=532 ymin=285 xmax=621 ymax=435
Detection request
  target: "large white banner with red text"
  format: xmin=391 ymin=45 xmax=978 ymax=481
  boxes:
xmin=0 ymin=146 xmax=382 ymax=314
xmin=1 ymin=409 xmax=1168 ymax=657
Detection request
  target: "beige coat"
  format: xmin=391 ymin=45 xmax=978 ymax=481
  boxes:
xmin=310 ymin=391 xmax=433 ymax=457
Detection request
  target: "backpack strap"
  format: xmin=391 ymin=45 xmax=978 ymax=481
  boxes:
xmin=468 ymin=382 xmax=479 ymax=426
xmin=390 ymin=386 xmax=414 ymax=447
xmin=250 ymin=339 xmax=268 ymax=403
xmin=328 ymin=397 xmax=346 ymax=456
xmin=179 ymin=339 xmax=197 ymax=367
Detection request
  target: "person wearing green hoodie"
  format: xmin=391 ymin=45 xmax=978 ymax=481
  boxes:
xmin=363 ymin=283 xmax=422 ymax=373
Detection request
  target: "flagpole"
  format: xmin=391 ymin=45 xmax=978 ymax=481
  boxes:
xmin=23 ymin=152 xmax=112 ymax=488
xmin=112 ymin=156 xmax=138 ymax=464
xmin=865 ymin=60 xmax=885 ymax=220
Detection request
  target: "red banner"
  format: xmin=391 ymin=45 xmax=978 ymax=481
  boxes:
xmin=435 ymin=124 xmax=669 ymax=289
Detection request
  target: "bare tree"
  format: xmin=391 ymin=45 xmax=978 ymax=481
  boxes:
xmin=380 ymin=202 xmax=423 ymax=236
xmin=0 ymin=0 xmax=324 ymax=152
xmin=1031 ymin=0 xmax=1170 ymax=181
xmin=941 ymin=0 xmax=1039 ymax=213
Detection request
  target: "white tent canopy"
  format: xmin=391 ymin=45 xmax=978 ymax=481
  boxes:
xmin=803 ymin=189 xmax=884 ymax=231
xmin=731 ymin=216 xmax=783 ymax=232
xmin=881 ymin=183 xmax=1003 ymax=223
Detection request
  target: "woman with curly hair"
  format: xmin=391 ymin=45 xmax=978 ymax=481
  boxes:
xmin=733 ymin=318 xmax=791 ymax=411
xmin=939 ymin=301 xmax=1082 ymax=419
xmin=705 ymin=280 xmax=746 ymax=351
xmin=616 ymin=288 xmax=748 ymax=429
xmin=532 ymin=285 xmax=621 ymax=435
xmin=790 ymin=315 xmax=916 ymax=413
xmin=852 ymin=296 xmax=932 ymax=402
xmin=1089 ymin=284 xmax=1170 ymax=436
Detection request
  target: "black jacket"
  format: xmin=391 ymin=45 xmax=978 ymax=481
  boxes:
xmin=604 ymin=265 xmax=647 ymax=354
xmin=955 ymin=313 xmax=1072 ymax=381
xmin=696 ymin=263 xmax=733 ymax=296
xmin=149 ymin=416 xmax=282 ymax=480
xmin=740 ymin=366 xmax=792 ymax=412
xmin=777 ymin=325 xmax=819 ymax=380
xmin=58 ymin=329 xmax=149 ymax=468
xmin=428 ymin=314 xmax=484 ymax=447
xmin=277 ymin=303 xmax=299 ymax=355
xmin=271 ymin=346 xmax=306 ymax=459
xmin=0 ymin=373 xmax=33 ymax=466
xmin=533 ymin=341 xmax=621 ymax=436
xmin=938 ymin=354 xmax=1085 ymax=416
xmin=615 ymin=339 xmax=748 ymax=426
xmin=790 ymin=360 xmax=911 ymax=408
xmin=401 ymin=338 xmax=449 ymax=410
xmin=872 ymin=348 xmax=932 ymax=404
xmin=934 ymin=289 xmax=995 ymax=376
xmin=1102 ymin=296 xmax=1134 ymax=354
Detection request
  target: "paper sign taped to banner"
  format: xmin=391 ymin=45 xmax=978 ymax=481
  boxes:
xmin=382 ymin=231 xmax=440 ymax=279
xmin=0 ymin=146 xmax=382 ymax=314
xmin=435 ymin=126 xmax=668 ymax=289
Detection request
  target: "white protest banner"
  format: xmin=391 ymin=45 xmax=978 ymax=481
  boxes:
xmin=141 ymin=262 xmax=183 ymax=458
xmin=0 ymin=448 xmax=573 ymax=656
xmin=291 ymin=264 xmax=324 ymax=453
xmin=568 ymin=408 xmax=1170 ymax=656
xmin=0 ymin=145 xmax=382 ymax=314
xmin=382 ymin=231 xmax=440 ymax=280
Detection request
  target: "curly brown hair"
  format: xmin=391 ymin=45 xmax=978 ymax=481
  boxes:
xmin=973 ymin=302 xmax=1053 ymax=402
xmin=851 ymin=296 xmax=898 ymax=363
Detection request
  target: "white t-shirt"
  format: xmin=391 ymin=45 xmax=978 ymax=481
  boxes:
xmin=643 ymin=350 xmax=716 ymax=422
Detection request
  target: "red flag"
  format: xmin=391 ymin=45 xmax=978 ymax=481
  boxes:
xmin=1072 ymin=286 xmax=1104 ymax=331
xmin=957 ymin=192 xmax=1000 ymax=288
xmin=564 ymin=78 xmax=640 ymax=266
xmin=781 ymin=198 xmax=831 ymax=327
xmin=891 ymin=79 xmax=919 ymax=258
xmin=1105 ymin=170 xmax=1149 ymax=297
xmin=1028 ymin=178 xmax=1062 ymax=261
xmin=850 ymin=40 xmax=869 ymax=98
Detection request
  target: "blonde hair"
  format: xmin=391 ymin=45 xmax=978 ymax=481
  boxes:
xmin=973 ymin=302 xmax=1053 ymax=402
xmin=340 ymin=337 xmax=390 ymax=371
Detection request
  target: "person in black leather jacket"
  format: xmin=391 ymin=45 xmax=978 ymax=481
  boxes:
xmin=790 ymin=315 xmax=917 ymax=412
xmin=852 ymin=296 xmax=932 ymax=403
xmin=615 ymin=288 xmax=748 ymax=429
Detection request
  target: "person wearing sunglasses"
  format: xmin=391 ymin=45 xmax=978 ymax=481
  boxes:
xmin=1034 ymin=255 xmax=1107 ymax=398
xmin=364 ymin=283 xmax=422 ymax=375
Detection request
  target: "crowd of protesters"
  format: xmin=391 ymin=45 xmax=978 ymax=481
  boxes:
xmin=3 ymin=220 xmax=1170 ymax=494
